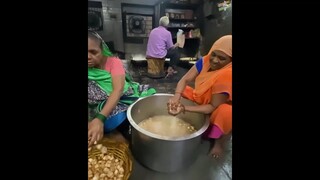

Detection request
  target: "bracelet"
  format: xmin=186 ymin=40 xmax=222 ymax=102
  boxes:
xmin=95 ymin=113 xmax=106 ymax=123
xmin=175 ymin=91 xmax=182 ymax=94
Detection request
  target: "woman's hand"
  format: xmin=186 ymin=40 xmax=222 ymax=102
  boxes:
xmin=168 ymin=93 xmax=181 ymax=105
xmin=167 ymin=93 xmax=183 ymax=115
xmin=167 ymin=101 xmax=185 ymax=116
xmin=88 ymin=118 xmax=104 ymax=147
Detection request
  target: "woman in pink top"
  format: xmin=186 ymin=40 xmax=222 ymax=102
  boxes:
xmin=88 ymin=30 xmax=156 ymax=146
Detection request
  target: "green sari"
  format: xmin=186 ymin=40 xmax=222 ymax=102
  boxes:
xmin=88 ymin=68 xmax=156 ymax=132
xmin=88 ymin=68 xmax=156 ymax=105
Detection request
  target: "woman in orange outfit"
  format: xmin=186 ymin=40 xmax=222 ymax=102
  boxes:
xmin=167 ymin=35 xmax=232 ymax=158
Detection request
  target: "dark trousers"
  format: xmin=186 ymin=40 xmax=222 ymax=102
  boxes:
xmin=166 ymin=47 xmax=180 ymax=69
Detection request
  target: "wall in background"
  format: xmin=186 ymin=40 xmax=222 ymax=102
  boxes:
xmin=88 ymin=0 xmax=232 ymax=59
xmin=89 ymin=0 xmax=159 ymax=60
xmin=200 ymin=0 xmax=232 ymax=55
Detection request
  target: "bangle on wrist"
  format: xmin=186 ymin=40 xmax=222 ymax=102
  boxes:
xmin=95 ymin=113 xmax=106 ymax=123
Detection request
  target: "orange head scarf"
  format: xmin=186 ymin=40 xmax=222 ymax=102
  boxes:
xmin=191 ymin=35 xmax=232 ymax=105
xmin=205 ymin=35 xmax=232 ymax=60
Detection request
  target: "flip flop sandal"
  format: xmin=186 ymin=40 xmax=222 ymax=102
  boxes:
xmin=165 ymin=71 xmax=174 ymax=78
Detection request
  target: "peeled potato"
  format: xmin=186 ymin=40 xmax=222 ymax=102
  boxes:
xmin=88 ymin=144 xmax=125 ymax=180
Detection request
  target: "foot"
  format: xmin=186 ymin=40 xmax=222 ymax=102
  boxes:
xmin=208 ymin=132 xmax=232 ymax=159
xmin=167 ymin=67 xmax=178 ymax=74
xmin=209 ymin=141 xmax=223 ymax=159
xmin=165 ymin=67 xmax=178 ymax=78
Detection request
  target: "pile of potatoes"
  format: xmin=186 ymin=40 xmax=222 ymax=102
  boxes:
xmin=88 ymin=144 xmax=125 ymax=180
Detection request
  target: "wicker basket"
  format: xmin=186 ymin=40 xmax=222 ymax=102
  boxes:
xmin=88 ymin=138 xmax=133 ymax=180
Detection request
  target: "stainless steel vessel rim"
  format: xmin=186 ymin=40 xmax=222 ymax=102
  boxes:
xmin=127 ymin=93 xmax=210 ymax=141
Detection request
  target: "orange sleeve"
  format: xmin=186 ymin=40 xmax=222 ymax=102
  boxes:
xmin=181 ymin=86 xmax=195 ymax=101
xmin=211 ymin=70 xmax=232 ymax=100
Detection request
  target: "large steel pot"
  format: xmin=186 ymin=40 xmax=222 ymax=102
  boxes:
xmin=127 ymin=93 xmax=209 ymax=173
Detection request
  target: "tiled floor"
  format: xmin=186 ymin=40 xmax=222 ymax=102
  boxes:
xmin=122 ymin=60 xmax=232 ymax=180
xmin=123 ymin=59 xmax=191 ymax=94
